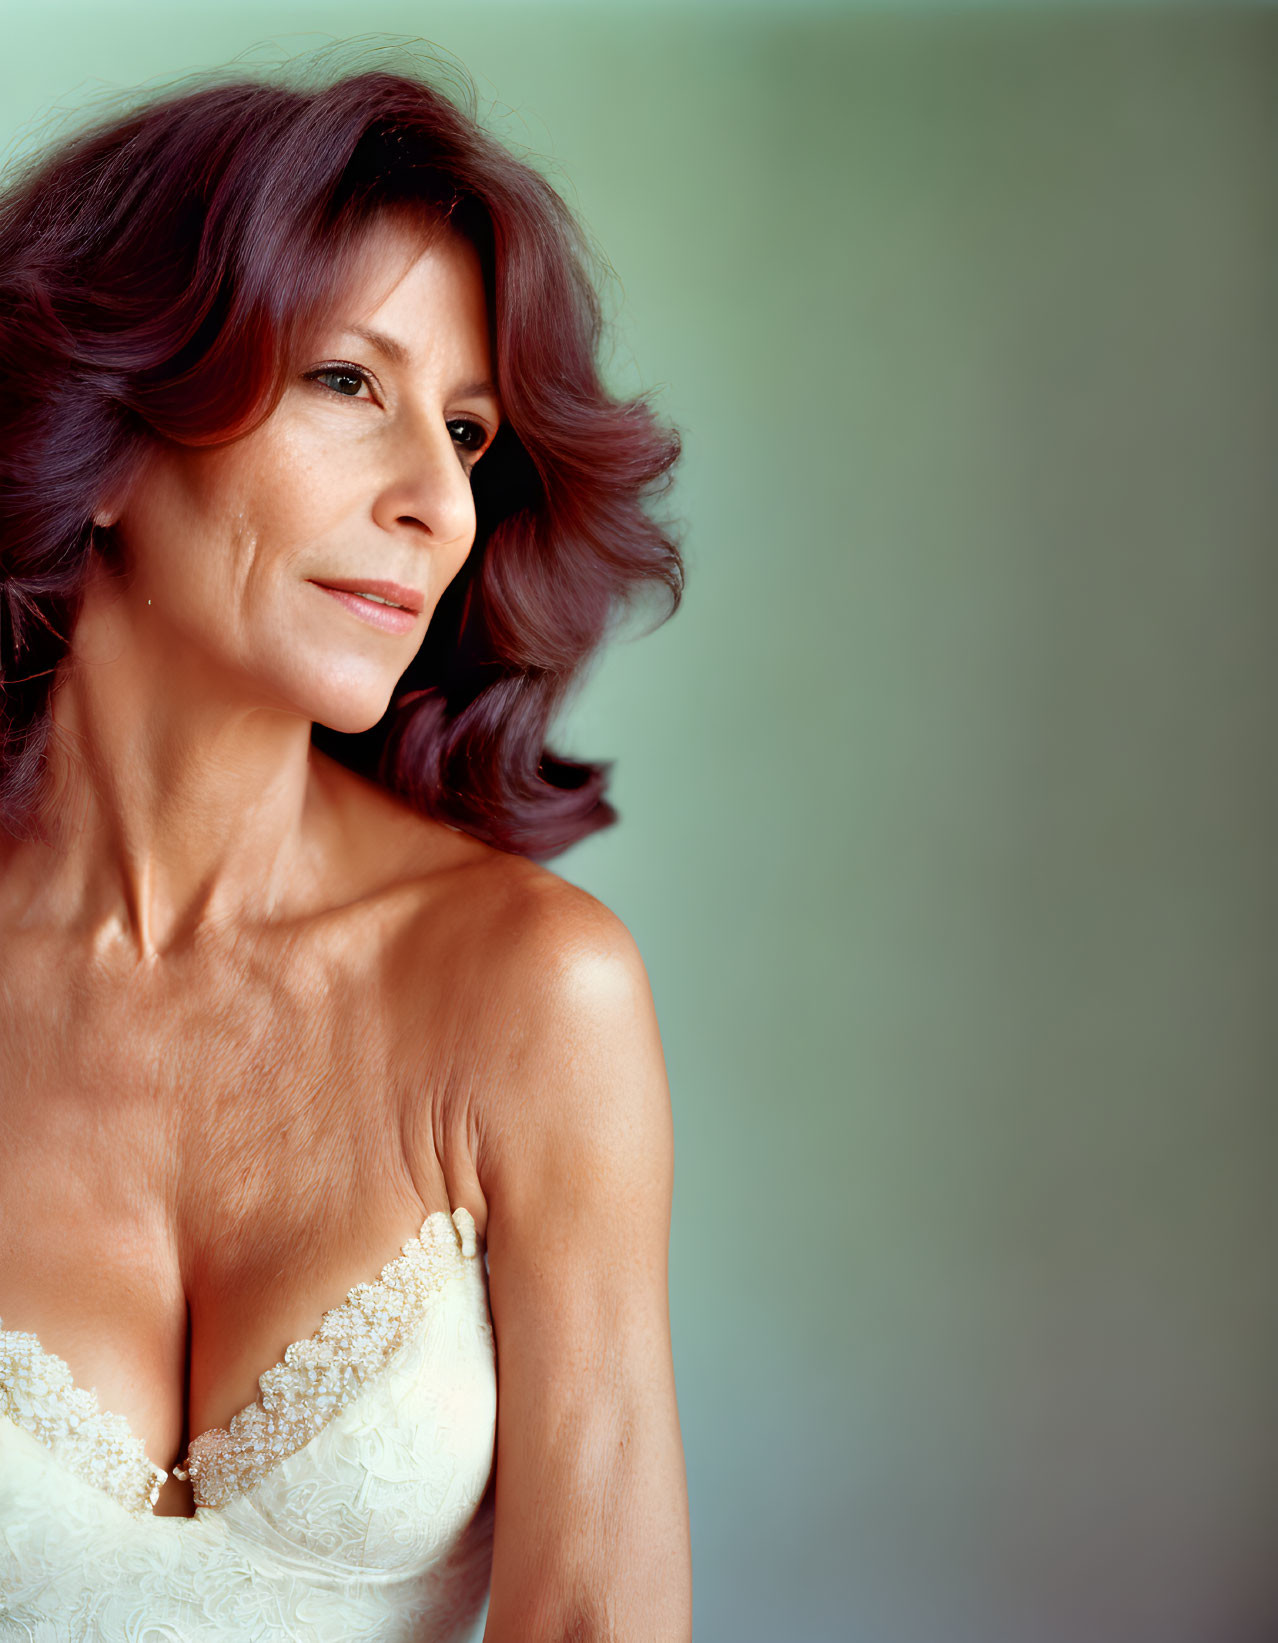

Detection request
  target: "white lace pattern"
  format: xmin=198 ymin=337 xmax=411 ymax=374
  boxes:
xmin=0 ymin=1206 xmax=497 ymax=1642
xmin=0 ymin=1328 xmax=168 ymax=1512
xmin=178 ymin=1208 xmax=482 ymax=1508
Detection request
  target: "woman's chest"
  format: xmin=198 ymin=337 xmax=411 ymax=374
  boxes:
xmin=0 ymin=934 xmax=419 ymax=1268
xmin=0 ymin=932 xmax=460 ymax=1508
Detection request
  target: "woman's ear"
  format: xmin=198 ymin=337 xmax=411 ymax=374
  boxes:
xmin=91 ymin=473 xmax=137 ymax=537
xmin=89 ymin=495 xmax=128 ymax=571
xmin=92 ymin=445 xmax=155 ymax=533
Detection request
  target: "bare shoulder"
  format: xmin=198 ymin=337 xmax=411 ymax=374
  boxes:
xmin=316 ymin=751 xmax=669 ymax=1209
xmin=456 ymin=861 xmax=671 ymax=1221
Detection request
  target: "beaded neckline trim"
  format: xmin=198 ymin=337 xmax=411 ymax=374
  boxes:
xmin=0 ymin=1329 xmax=169 ymax=1514
xmin=0 ymin=1206 xmax=481 ymax=1516
xmin=178 ymin=1207 xmax=479 ymax=1508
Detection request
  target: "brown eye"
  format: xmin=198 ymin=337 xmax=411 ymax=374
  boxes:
xmin=449 ymin=419 xmax=490 ymax=456
xmin=446 ymin=420 xmax=489 ymax=453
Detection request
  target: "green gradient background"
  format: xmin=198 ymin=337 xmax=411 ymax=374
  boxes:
xmin=2 ymin=5 xmax=1274 ymax=1641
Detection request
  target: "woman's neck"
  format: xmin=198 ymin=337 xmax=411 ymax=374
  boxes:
xmin=7 ymin=582 xmax=336 ymax=960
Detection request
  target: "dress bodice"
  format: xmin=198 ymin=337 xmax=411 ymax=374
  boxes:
xmin=0 ymin=1207 xmax=496 ymax=1642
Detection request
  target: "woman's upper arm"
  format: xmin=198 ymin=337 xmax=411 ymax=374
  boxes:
xmin=476 ymin=894 xmax=691 ymax=1643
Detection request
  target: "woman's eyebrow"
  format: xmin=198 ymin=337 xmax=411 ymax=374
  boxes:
xmin=344 ymin=323 xmax=413 ymax=367
xmin=342 ymin=324 xmax=499 ymax=404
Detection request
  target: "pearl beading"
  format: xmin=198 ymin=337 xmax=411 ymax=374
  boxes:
xmin=0 ymin=1329 xmax=168 ymax=1514
xmin=0 ymin=1207 xmax=481 ymax=1516
xmin=177 ymin=1208 xmax=480 ymax=1508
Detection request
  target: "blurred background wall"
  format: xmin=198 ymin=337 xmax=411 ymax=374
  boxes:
xmin=2 ymin=4 xmax=1273 ymax=1640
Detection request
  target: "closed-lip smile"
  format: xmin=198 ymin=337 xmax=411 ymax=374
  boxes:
xmin=307 ymin=577 xmax=425 ymax=614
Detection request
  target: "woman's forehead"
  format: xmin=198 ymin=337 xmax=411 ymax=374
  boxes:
xmin=305 ymin=213 xmax=495 ymax=381
xmin=335 ymin=211 xmax=468 ymax=308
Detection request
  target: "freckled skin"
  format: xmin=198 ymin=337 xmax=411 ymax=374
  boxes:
xmin=0 ymin=215 xmax=692 ymax=1640
xmin=77 ymin=215 xmax=496 ymax=739
xmin=0 ymin=212 xmax=522 ymax=1511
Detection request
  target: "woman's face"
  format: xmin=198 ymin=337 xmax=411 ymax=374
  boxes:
xmin=100 ymin=211 xmax=501 ymax=735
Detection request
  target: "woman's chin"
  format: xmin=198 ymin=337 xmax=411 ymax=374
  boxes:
xmin=311 ymin=700 xmax=394 ymax=738
xmin=302 ymin=680 xmax=399 ymax=739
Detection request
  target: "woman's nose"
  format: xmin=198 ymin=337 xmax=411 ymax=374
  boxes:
xmin=370 ymin=419 xmax=475 ymax=548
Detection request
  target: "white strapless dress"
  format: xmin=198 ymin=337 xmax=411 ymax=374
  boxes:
xmin=0 ymin=1207 xmax=496 ymax=1641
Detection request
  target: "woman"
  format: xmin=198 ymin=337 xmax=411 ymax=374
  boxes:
xmin=0 ymin=58 xmax=691 ymax=1643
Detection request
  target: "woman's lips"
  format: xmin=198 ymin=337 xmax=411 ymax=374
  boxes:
xmin=308 ymin=579 xmax=422 ymax=637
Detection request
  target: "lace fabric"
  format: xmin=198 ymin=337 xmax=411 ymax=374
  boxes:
xmin=0 ymin=1327 xmax=168 ymax=1513
xmin=0 ymin=1207 xmax=497 ymax=1642
xmin=178 ymin=1208 xmax=484 ymax=1509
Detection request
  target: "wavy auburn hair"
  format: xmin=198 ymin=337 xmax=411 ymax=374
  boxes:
xmin=0 ymin=58 xmax=684 ymax=859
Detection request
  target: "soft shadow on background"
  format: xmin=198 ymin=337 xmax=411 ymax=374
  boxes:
xmin=2 ymin=4 xmax=1274 ymax=1641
